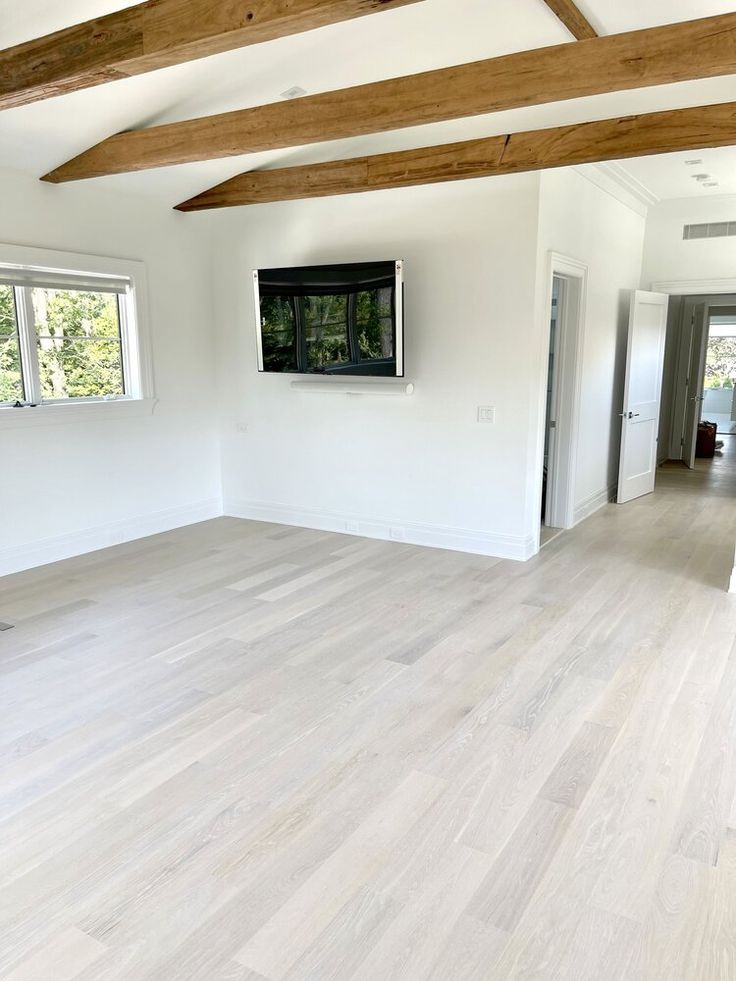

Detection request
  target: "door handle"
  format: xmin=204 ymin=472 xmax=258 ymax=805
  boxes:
xmin=619 ymin=411 xmax=640 ymax=419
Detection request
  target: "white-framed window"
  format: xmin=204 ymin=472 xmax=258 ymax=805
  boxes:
xmin=0 ymin=244 xmax=154 ymax=422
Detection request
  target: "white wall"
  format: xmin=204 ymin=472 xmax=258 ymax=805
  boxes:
xmin=535 ymin=168 xmax=647 ymax=525
xmin=642 ymin=196 xmax=736 ymax=286
xmin=0 ymin=169 xmax=221 ymax=575
xmin=209 ymin=176 xmax=543 ymax=560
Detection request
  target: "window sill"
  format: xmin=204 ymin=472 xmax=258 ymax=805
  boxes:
xmin=0 ymin=397 xmax=158 ymax=429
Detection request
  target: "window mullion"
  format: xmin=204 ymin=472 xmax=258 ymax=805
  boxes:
xmin=16 ymin=287 xmax=42 ymax=404
xmin=347 ymin=292 xmax=360 ymax=364
xmin=117 ymin=294 xmax=133 ymax=397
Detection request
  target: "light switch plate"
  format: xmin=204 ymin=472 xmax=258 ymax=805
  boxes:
xmin=477 ymin=406 xmax=496 ymax=424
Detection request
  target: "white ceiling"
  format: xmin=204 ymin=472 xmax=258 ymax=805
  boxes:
xmin=615 ymin=148 xmax=736 ymax=201
xmin=2 ymin=0 xmax=736 ymax=208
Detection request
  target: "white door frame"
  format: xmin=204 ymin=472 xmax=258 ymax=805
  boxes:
xmin=532 ymin=252 xmax=588 ymax=553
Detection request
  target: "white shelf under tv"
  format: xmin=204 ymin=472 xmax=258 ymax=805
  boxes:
xmin=289 ymin=379 xmax=414 ymax=396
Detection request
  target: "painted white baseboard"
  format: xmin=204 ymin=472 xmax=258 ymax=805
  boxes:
xmin=0 ymin=497 xmax=223 ymax=578
xmin=573 ymin=484 xmax=617 ymax=526
xmin=225 ymin=498 xmax=535 ymax=562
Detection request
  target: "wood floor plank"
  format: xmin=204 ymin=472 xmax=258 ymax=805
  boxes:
xmin=348 ymin=844 xmax=492 ymax=981
xmin=4 ymin=927 xmax=107 ymax=981
xmin=672 ymin=636 xmax=736 ymax=867
xmin=539 ymin=721 xmax=617 ymax=810
xmin=232 ymin=770 xmax=446 ymax=979
xmin=624 ymin=854 xmax=714 ymax=981
xmin=101 ymin=706 xmax=263 ymax=808
xmin=467 ymin=796 xmax=573 ymax=931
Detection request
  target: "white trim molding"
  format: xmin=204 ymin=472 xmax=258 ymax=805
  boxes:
xmin=225 ymin=499 xmax=536 ymax=562
xmin=593 ymin=162 xmax=659 ymax=209
xmin=0 ymin=397 xmax=158 ymax=429
xmin=573 ymin=484 xmax=617 ymax=526
xmin=0 ymin=498 xmax=222 ymax=578
xmin=572 ymin=163 xmax=657 ymax=217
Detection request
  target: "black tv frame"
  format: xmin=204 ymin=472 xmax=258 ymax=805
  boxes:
xmin=253 ymin=260 xmax=404 ymax=377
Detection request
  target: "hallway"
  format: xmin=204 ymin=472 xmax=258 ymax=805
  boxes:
xmin=658 ymin=432 xmax=736 ymax=500
xmin=0 ymin=456 xmax=735 ymax=979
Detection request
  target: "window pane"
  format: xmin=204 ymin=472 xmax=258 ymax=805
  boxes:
xmin=32 ymin=288 xmax=125 ymax=400
xmin=356 ymin=287 xmax=394 ymax=361
xmin=0 ymin=285 xmax=24 ymax=403
xmin=260 ymin=295 xmax=297 ymax=372
xmin=0 ymin=284 xmax=17 ymax=337
xmin=704 ymin=334 xmax=736 ymax=390
xmin=304 ymin=294 xmax=349 ymax=370
xmin=37 ymin=338 xmax=124 ymax=400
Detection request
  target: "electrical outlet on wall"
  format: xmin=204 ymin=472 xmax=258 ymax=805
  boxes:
xmin=235 ymin=422 xmax=249 ymax=433
xmin=477 ymin=406 xmax=496 ymax=424
xmin=345 ymin=521 xmax=360 ymax=533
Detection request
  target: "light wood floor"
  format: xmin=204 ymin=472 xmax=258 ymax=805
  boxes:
xmin=1 ymin=452 xmax=736 ymax=980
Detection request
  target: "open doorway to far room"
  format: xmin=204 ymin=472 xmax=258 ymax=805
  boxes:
xmin=702 ymin=308 xmax=736 ymax=437
xmin=538 ymin=255 xmax=586 ymax=550
xmin=540 ymin=276 xmax=564 ymax=547
xmin=657 ymin=292 xmax=736 ymax=475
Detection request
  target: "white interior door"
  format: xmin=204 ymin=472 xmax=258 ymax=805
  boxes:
xmin=683 ymin=303 xmax=708 ymax=469
xmin=617 ymin=290 xmax=669 ymax=505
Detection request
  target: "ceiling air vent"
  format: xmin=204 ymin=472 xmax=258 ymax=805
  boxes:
xmin=683 ymin=221 xmax=736 ymax=240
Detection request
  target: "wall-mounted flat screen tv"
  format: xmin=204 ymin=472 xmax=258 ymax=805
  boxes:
xmin=253 ymin=260 xmax=404 ymax=376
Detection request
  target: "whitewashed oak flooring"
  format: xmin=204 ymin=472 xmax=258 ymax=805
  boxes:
xmin=1 ymin=443 xmax=736 ymax=980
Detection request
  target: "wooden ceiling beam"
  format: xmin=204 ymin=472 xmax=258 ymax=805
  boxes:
xmin=174 ymin=101 xmax=736 ymax=210
xmin=541 ymin=0 xmax=597 ymax=40
xmin=42 ymin=12 xmax=736 ymax=184
xmin=0 ymin=0 xmax=423 ymax=112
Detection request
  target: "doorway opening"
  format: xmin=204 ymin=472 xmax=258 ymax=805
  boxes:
xmin=541 ymin=277 xmax=564 ymax=545
xmin=537 ymin=255 xmax=587 ymax=551
xmin=702 ymin=307 xmax=736 ymax=437
xmin=659 ymin=293 xmax=736 ymax=470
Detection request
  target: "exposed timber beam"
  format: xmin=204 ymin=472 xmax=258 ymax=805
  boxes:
xmin=541 ymin=0 xmax=597 ymax=40
xmin=0 ymin=0 xmax=423 ymax=112
xmin=42 ymin=12 xmax=736 ymax=183
xmin=175 ymin=101 xmax=736 ymax=210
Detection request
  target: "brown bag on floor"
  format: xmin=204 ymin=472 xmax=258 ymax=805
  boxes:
xmin=696 ymin=421 xmax=717 ymax=458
